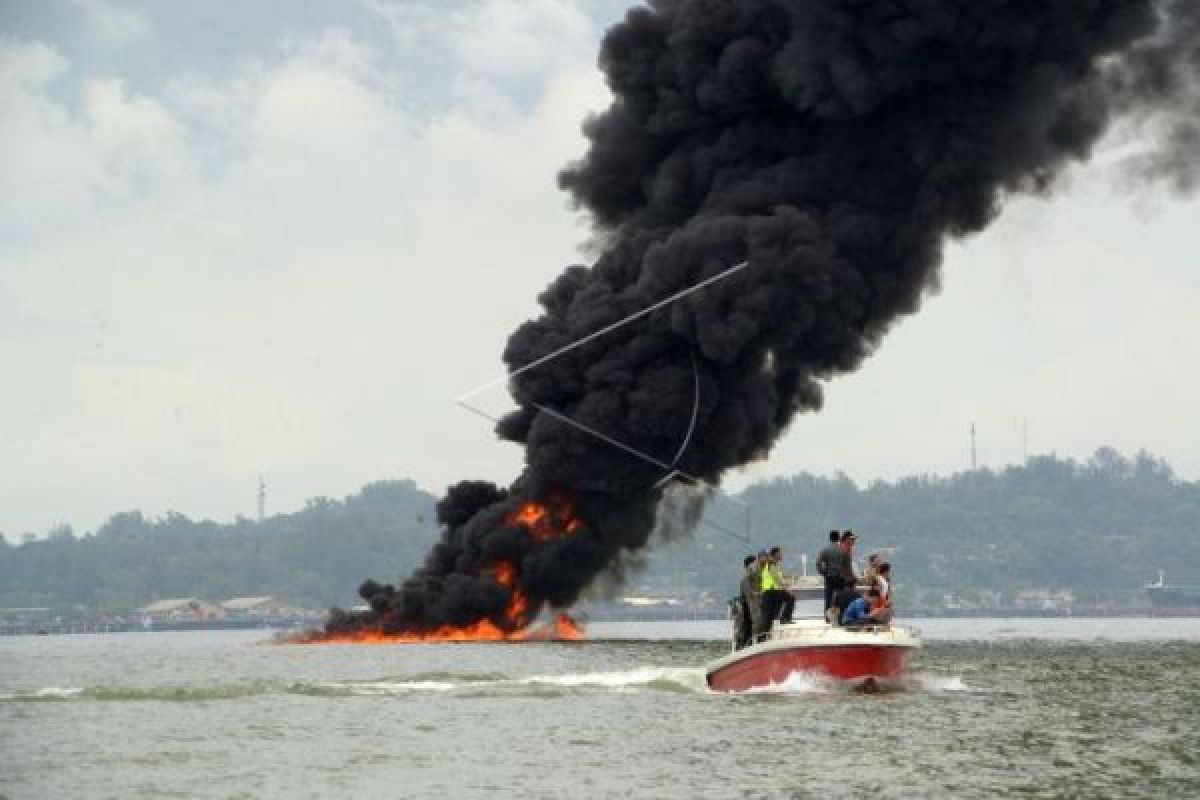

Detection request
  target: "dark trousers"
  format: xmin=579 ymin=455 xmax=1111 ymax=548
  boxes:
xmin=831 ymin=588 xmax=861 ymax=624
xmin=736 ymin=597 xmax=753 ymax=649
xmin=824 ymin=575 xmax=846 ymax=611
xmin=761 ymin=589 xmax=795 ymax=626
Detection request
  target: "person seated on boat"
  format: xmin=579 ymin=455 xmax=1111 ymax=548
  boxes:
xmin=842 ymin=587 xmax=886 ymax=627
xmin=871 ymin=563 xmax=894 ymax=625
xmin=863 ymin=553 xmax=882 ymax=585
xmin=760 ymin=546 xmax=796 ymax=628
xmin=815 ymin=530 xmax=841 ymax=613
xmin=735 ymin=554 xmax=760 ymax=648
xmin=827 ymin=531 xmax=860 ymax=624
xmin=873 ymin=562 xmax=891 ymax=600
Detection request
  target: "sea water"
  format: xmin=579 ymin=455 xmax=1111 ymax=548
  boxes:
xmin=2 ymin=619 xmax=1198 ymax=799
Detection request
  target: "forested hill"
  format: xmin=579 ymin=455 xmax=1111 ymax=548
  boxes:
xmin=644 ymin=447 xmax=1200 ymax=608
xmin=0 ymin=481 xmax=438 ymax=611
xmin=3 ymin=449 xmax=1199 ymax=612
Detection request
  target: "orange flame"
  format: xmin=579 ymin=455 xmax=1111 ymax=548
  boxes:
xmin=554 ymin=613 xmax=585 ymax=640
xmin=493 ymin=561 xmax=516 ymax=587
xmin=504 ymin=489 xmax=583 ymax=543
xmin=293 ymin=490 xmax=587 ymax=645
xmin=291 ymin=612 xmax=585 ymax=645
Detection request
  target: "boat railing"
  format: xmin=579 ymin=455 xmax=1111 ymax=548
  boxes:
xmin=755 ymin=619 xmax=918 ymax=644
xmin=731 ymin=614 xmax=920 ymax=651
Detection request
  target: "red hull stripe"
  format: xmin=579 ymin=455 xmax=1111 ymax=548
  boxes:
xmin=706 ymin=645 xmax=915 ymax=692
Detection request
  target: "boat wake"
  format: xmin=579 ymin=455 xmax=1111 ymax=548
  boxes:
xmin=908 ymin=672 xmax=972 ymax=692
xmin=0 ymin=669 xmax=968 ymax=702
xmin=732 ymin=670 xmax=972 ymax=696
xmin=303 ymin=666 xmax=709 ymax=696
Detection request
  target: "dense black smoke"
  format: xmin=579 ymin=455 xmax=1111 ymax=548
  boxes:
xmin=327 ymin=0 xmax=1199 ymax=636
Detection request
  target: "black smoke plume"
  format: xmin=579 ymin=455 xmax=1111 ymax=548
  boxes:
xmin=326 ymin=0 xmax=1199 ymax=636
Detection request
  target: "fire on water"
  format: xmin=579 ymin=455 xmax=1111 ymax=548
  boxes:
xmin=290 ymin=492 xmax=586 ymax=644
xmin=291 ymin=613 xmax=585 ymax=645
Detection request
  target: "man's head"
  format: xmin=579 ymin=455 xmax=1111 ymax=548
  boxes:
xmin=828 ymin=530 xmax=840 ymax=543
xmin=769 ymin=546 xmax=782 ymax=562
xmin=756 ymin=550 xmax=769 ymax=564
xmin=868 ymin=553 xmax=880 ymax=566
xmin=840 ymin=531 xmax=857 ymax=550
xmin=878 ymin=563 xmax=891 ymax=577
xmin=743 ymin=554 xmax=756 ymax=569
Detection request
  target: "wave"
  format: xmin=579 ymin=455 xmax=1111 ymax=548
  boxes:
xmin=908 ymin=672 xmax=972 ymax=692
xmin=523 ymin=666 xmax=707 ymax=693
xmin=0 ymin=668 xmax=964 ymax=702
xmin=739 ymin=670 xmax=842 ymax=695
xmin=1 ymin=683 xmax=276 ymax=702
xmin=293 ymin=680 xmax=462 ymax=696
xmin=0 ymin=687 xmax=85 ymax=701
xmin=297 ymin=666 xmax=709 ymax=697
xmin=729 ymin=669 xmax=972 ymax=696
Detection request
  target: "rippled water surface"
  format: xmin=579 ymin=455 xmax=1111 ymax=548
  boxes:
xmin=3 ymin=619 xmax=1199 ymax=799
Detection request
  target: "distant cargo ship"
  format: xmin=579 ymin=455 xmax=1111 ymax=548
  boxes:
xmin=1146 ymin=571 xmax=1200 ymax=616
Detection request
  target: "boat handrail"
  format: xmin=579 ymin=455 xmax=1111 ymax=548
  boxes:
xmin=735 ymin=617 xmax=921 ymax=650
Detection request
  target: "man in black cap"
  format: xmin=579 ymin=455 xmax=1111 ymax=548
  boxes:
xmin=815 ymin=530 xmax=842 ymax=613
xmin=828 ymin=530 xmax=861 ymax=624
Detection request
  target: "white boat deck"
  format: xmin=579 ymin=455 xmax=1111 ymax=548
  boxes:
xmin=746 ymin=616 xmax=922 ymax=651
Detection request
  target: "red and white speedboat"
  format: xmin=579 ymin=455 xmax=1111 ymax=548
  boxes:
xmin=705 ymin=616 xmax=921 ymax=692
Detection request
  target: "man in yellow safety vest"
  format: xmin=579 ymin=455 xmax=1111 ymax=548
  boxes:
xmin=759 ymin=546 xmax=795 ymax=630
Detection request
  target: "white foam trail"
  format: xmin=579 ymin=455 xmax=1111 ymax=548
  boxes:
xmin=319 ymin=680 xmax=460 ymax=695
xmin=911 ymin=673 xmax=971 ymax=692
xmin=0 ymin=687 xmax=85 ymax=700
xmin=740 ymin=670 xmax=839 ymax=695
xmin=521 ymin=666 xmax=707 ymax=691
xmin=314 ymin=667 xmax=709 ymax=696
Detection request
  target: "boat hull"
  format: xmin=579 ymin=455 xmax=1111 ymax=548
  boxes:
xmin=705 ymin=621 xmax=921 ymax=692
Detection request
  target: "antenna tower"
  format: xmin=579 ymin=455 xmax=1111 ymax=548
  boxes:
xmin=257 ymin=476 xmax=266 ymax=523
xmin=970 ymin=422 xmax=977 ymax=471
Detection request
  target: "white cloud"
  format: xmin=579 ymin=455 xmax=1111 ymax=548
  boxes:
xmin=70 ymin=0 xmax=151 ymax=47
xmin=0 ymin=41 xmax=97 ymax=234
xmin=364 ymin=0 xmax=597 ymax=114
xmin=3 ymin=1 xmax=1200 ymax=539
xmin=0 ymin=16 xmax=609 ymax=534
xmin=450 ymin=0 xmax=594 ymax=81
xmin=0 ymin=41 xmax=193 ymax=238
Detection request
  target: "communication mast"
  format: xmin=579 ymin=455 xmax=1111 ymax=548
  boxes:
xmin=257 ymin=476 xmax=266 ymax=523
xmin=970 ymin=422 xmax=977 ymax=471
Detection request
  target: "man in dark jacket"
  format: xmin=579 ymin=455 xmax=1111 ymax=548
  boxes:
xmin=828 ymin=531 xmax=861 ymax=623
xmin=815 ymin=530 xmax=841 ymax=612
xmin=733 ymin=555 xmax=757 ymax=648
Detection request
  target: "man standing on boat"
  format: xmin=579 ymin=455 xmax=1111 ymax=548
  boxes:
xmin=737 ymin=554 xmax=763 ymax=647
xmin=815 ymin=530 xmax=841 ymax=613
xmin=827 ymin=531 xmax=860 ymax=624
xmin=760 ymin=546 xmax=795 ymax=628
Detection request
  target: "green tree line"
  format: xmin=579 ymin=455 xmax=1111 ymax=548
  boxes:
xmin=0 ymin=480 xmax=437 ymax=611
xmin=2 ymin=449 xmax=1198 ymax=612
xmin=641 ymin=447 xmax=1200 ymax=608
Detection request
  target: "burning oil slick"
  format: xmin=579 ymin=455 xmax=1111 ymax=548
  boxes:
xmin=318 ymin=0 xmax=1200 ymax=642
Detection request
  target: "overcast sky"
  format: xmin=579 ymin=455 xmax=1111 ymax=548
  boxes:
xmin=3 ymin=0 xmax=1199 ymax=537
